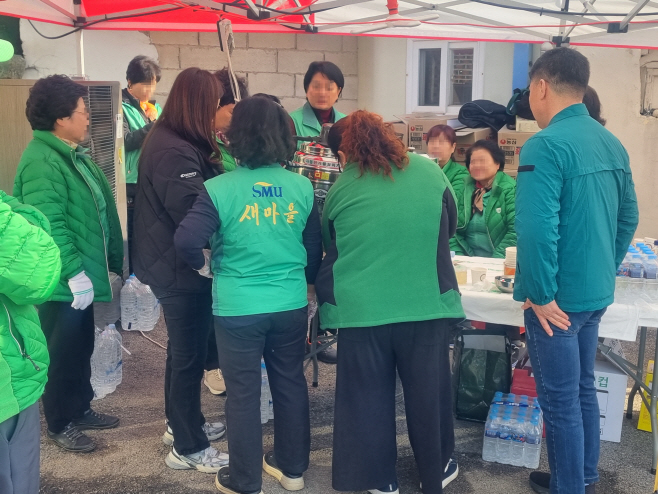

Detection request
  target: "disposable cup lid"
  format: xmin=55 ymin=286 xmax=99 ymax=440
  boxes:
xmin=0 ymin=40 xmax=13 ymax=63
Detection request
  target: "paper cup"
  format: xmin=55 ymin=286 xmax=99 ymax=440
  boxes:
xmin=471 ymin=267 xmax=487 ymax=284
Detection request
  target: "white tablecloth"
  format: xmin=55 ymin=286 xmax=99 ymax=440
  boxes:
xmin=455 ymin=256 xmax=658 ymax=341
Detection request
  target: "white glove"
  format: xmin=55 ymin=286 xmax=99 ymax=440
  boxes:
xmin=68 ymin=271 xmax=94 ymax=310
xmin=197 ymin=249 xmax=213 ymax=278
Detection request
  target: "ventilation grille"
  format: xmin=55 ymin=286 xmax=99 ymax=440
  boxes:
xmin=82 ymin=85 xmax=117 ymax=201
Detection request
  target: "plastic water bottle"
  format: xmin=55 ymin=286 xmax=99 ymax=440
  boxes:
xmin=90 ymin=324 xmax=123 ymax=399
xmin=260 ymin=360 xmax=270 ymax=424
xmin=524 ymin=415 xmax=542 ymax=469
xmin=482 ymin=405 xmax=500 ymax=462
xmin=510 ymin=410 xmax=527 ymax=466
xmin=136 ymin=281 xmax=159 ymax=331
xmin=630 ymin=254 xmax=645 ymax=278
xmin=645 ymin=255 xmax=658 ymax=279
xmin=120 ymin=276 xmax=139 ymax=331
xmin=497 ymin=412 xmax=513 ymax=463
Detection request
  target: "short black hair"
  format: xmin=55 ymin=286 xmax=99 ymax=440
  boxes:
xmin=303 ymin=61 xmax=344 ymax=93
xmin=465 ymin=140 xmax=506 ymax=171
xmin=583 ymin=86 xmax=606 ymax=126
xmin=529 ymin=47 xmax=589 ymax=97
xmin=126 ymin=55 xmax=161 ymax=85
xmin=25 ymin=75 xmax=87 ymax=131
xmin=226 ymin=96 xmax=295 ymax=168
xmin=215 ymin=68 xmax=249 ymax=107
xmin=251 ymin=93 xmax=281 ymax=105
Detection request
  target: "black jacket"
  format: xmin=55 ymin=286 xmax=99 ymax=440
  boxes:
xmin=122 ymin=88 xmax=156 ymax=153
xmin=133 ymin=125 xmax=222 ymax=292
xmin=458 ymin=100 xmax=511 ymax=131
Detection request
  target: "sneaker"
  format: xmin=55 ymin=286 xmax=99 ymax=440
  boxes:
xmin=368 ymin=481 xmax=399 ymax=494
xmin=306 ymin=338 xmax=337 ymax=364
xmin=443 ymin=456 xmax=459 ymax=488
xmin=215 ymin=466 xmax=264 ymax=494
xmin=204 ymin=369 xmax=227 ymax=395
xmin=47 ymin=423 xmax=96 ymax=453
xmin=529 ymin=471 xmax=550 ymax=494
xmin=262 ymin=451 xmax=304 ymax=491
xmin=165 ymin=445 xmax=229 ymax=473
xmin=162 ymin=421 xmax=226 ymax=446
xmin=71 ymin=408 xmax=120 ymax=430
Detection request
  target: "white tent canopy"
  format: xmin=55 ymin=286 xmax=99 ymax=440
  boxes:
xmin=3 ymin=0 xmax=658 ymax=48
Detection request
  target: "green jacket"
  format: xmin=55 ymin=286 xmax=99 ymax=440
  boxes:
xmin=451 ymin=171 xmax=517 ymax=259
xmin=122 ymin=100 xmax=162 ymax=184
xmin=514 ymin=104 xmax=639 ymax=312
xmin=441 ymin=159 xmax=470 ymax=229
xmin=289 ymin=102 xmax=346 ymax=146
xmin=0 ymin=191 xmax=61 ymax=424
xmin=217 ymin=138 xmax=237 ymax=172
xmin=14 ymin=130 xmax=124 ymax=302
xmin=316 ymin=153 xmax=465 ymax=329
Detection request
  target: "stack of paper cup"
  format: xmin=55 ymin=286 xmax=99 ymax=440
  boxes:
xmin=504 ymin=247 xmax=517 ymax=276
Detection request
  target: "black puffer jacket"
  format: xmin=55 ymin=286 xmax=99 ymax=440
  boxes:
xmin=133 ymin=125 xmax=221 ymax=292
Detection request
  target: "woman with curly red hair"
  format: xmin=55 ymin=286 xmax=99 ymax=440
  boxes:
xmin=316 ymin=111 xmax=465 ymax=494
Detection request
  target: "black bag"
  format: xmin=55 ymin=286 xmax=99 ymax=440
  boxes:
xmin=506 ymin=88 xmax=534 ymax=121
xmin=452 ymin=328 xmax=513 ymax=423
xmin=458 ymin=100 xmax=511 ymax=131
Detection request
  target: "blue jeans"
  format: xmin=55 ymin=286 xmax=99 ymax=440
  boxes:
xmin=524 ymin=307 xmax=607 ymax=494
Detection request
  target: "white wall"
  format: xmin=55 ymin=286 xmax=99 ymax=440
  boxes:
xmin=357 ymin=36 xmax=407 ymax=121
xmin=21 ymin=20 xmax=157 ymax=84
xmin=578 ymin=46 xmax=658 ymax=236
xmin=482 ymin=42 xmax=515 ymax=105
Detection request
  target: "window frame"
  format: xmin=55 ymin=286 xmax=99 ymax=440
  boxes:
xmin=406 ymin=40 xmax=485 ymax=114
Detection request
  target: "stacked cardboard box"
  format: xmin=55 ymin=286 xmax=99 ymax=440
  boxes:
xmin=498 ymin=129 xmax=537 ymax=179
xmin=454 ymin=127 xmax=497 ymax=163
xmin=387 ymin=114 xmax=459 ymax=154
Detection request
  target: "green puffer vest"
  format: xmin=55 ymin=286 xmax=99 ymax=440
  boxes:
xmin=122 ymin=101 xmax=162 ymax=184
xmin=13 ymin=130 xmax=124 ymax=302
xmin=0 ymin=192 xmax=61 ymax=423
xmin=451 ymin=171 xmax=517 ymax=258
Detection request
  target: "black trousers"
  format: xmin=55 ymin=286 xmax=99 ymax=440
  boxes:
xmin=38 ymin=302 xmax=95 ymax=433
xmin=333 ymin=319 xmax=455 ymax=494
xmin=205 ymin=327 xmax=220 ymax=371
xmin=215 ymin=307 xmax=310 ymax=493
xmin=126 ymin=184 xmax=136 ymax=274
xmin=153 ymin=288 xmax=213 ymax=456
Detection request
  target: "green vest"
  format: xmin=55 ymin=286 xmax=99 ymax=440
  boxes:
xmin=122 ymin=102 xmax=162 ymax=184
xmin=289 ymin=102 xmax=346 ymax=149
xmin=204 ymin=165 xmax=315 ymax=316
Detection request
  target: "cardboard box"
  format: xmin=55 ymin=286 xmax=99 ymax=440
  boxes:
xmin=516 ymin=116 xmax=541 ymax=133
xmin=594 ymin=359 xmax=627 ymax=443
xmin=454 ymin=127 xmax=497 ymax=163
xmin=498 ymin=129 xmax=537 ymax=170
xmin=638 ymin=360 xmax=654 ymax=432
xmin=386 ymin=120 xmax=409 ymax=148
xmin=395 ymin=113 xmax=458 ymax=154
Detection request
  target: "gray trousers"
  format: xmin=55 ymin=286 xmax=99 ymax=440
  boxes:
xmin=0 ymin=402 xmax=41 ymax=494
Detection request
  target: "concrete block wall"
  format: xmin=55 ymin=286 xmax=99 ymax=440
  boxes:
xmin=149 ymin=32 xmax=358 ymax=115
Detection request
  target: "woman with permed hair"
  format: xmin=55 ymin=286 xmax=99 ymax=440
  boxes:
xmin=317 ymin=110 xmax=465 ymax=494
xmin=174 ymin=96 xmax=323 ymax=494
xmin=13 ymin=74 xmax=124 ymax=453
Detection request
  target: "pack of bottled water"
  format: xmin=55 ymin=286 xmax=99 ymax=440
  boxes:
xmin=120 ymin=275 xmax=160 ymax=331
xmin=90 ymin=324 xmax=123 ymax=400
xmin=482 ymin=392 xmax=543 ymax=469
xmin=260 ymin=359 xmax=273 ymax=424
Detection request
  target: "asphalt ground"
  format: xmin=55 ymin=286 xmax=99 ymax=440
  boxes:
xmin=38 ymin=318 xmax=658 ymax=494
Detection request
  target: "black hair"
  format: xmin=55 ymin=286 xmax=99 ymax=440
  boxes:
xmin=251 ymin=93 xmax=282 ymax=105
xmin=226 ymin=96 xmax=295 ymax=168
xmin=327 ymin=119 xmax=347 ymax=157
xmin=126 ymin=55 xmax=161 ymax=85
xmin=529 ymin=47 xmax=589 ymax=97
xmin=25 ymin=74 xmax=87 ymax=131
xmin=465 ymin=140 xmax=506 ymax=171
xmin=303 ymin=61 xmax=344 ymax=94
xmin=214 ymin=68 xmax=249 ymax=107
xmin=583 ymin=86 xmax=606 ymax=126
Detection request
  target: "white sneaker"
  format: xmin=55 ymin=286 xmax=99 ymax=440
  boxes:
xmin=165 ymin=445 xmax=228 ymax=473
xmin=162 ymin=421 xmax=226 ymax=446
xmin=204 ymin=369 xmax=227 ymax=395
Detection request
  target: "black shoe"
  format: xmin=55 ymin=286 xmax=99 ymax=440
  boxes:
xmin=443 ymin=456 xmax=459 ymax=488
xmin=263 ymin=451 xmax=304 ymax=491
xmin=47 ymin=423 xmax=96 ymax=453
xmin=215 ymin=467 xmax=263 ymax=494
xmin=306 ymin=337 xmax=338 ymax=364
xmin=71 ymin=408 xmax=120 ymax=430
xmin=368 ymin=481 xmax=399 ymax=494
xmin=529 ymin=471 xmax=550 ymax=494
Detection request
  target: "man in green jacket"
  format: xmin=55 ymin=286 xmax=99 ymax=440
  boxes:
xmin=0 ymin=190 xmax=61 ymax=494
xmin=14 ymin=75 xmax=124 ymax=453
xmin=514 ymin=49 xmax=638 ymax=494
